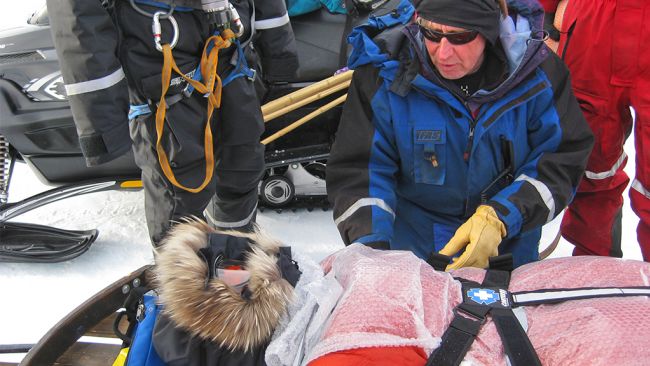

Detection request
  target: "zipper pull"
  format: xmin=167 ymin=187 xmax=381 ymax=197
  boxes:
xmin=428 ymin=152 xmax=439 ymax=167
xmin=136 ymin=302 xmax=145 ymax=322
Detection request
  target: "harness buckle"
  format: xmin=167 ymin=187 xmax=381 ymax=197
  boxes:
xmin=182 ymin=83 xmax=194 ymax=98
xmin=454 ymin=303 xmax=488 ymax=324
xmin=152 ymin=11 xmax=179 ymax=52
xmin=448 ymin=305 xmax=486 ymax=338
xmin=247 ymin=68 xmax=257 ymax=82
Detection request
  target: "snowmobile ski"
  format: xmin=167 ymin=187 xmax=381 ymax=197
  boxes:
xmin=0 ymin=222 xmax=98 ymax=263
xmin=0 ymin=177 xmax=141 ymax=223
xmin=0 ymin=177 xmax=139 ymax=263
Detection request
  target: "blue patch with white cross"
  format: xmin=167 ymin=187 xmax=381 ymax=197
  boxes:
xmin=468 ymin=288 xmax=499 ymax=305
xmin=463 ymin=287 xmax=512 ymax=308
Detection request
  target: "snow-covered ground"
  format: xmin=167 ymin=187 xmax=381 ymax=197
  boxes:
xmin=0 ymin=2 xmax=644 ymax=363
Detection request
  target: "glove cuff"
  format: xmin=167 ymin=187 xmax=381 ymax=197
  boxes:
xmin=365 ymin=241 xmax=390 ymax=250
xmin=476 ymin=205 xmax=507 ymax=238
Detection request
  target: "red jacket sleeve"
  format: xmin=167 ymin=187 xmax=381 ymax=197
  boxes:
xmin=537 ymin=0 xmax=561 ymax=13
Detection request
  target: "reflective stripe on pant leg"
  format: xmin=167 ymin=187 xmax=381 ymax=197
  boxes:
xmin=563 ymin=155 xmax=629 ymax=257
xmin=204 ymin=75 xmax=265 ymax=231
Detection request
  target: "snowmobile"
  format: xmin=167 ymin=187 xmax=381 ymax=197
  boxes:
xmin=0 ymin=4 xmax=353 ymax=210
xmin=0 ymin=2 xmax=386 ymax=262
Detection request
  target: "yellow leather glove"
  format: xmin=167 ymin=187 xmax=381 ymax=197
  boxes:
xmin=439 ymin=205 xmax=507 ymax=270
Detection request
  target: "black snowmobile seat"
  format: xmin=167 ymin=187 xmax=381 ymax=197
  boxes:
xmin=289 ymin=8 xmax=348 ymax=83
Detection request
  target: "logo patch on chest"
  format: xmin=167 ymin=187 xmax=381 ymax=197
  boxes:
xmin=416 ymin=130 xmax=442 ymax=142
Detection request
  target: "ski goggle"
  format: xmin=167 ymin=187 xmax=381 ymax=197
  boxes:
xmin=416 ymin=17 xmax=479 ymax=45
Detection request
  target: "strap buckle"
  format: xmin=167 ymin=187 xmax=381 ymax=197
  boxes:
xmin=247 ymin=68 xmax=257 ymax=82
xmin=449 ymin=304 xmax=488 ymax=337
xmin=455 ymin=303 xmax=487 ymax=324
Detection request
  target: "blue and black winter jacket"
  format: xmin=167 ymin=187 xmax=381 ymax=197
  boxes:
xmin=326 ymin=0 xmax=594 ymax=267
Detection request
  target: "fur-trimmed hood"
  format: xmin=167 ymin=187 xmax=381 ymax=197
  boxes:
xmin=154 ymin=219 xmax=297 ymax=352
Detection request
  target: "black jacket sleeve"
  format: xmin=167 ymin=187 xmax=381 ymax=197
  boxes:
xmin=46 ymin=0 xmax=131 ymax=166
xmin=326 ymin=65 xmax=399 ymax=246
xmin=488 ymin=52 xmax=594 ymax=236
xmin=252 ymin=0 xmax=299 ymax=81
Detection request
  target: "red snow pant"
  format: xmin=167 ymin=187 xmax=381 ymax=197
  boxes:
xmin=558 ymin=0 xmax=650 ymax=261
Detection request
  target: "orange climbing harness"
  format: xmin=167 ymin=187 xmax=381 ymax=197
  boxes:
xmin=153 ymin=11 xmax=235 ymax=193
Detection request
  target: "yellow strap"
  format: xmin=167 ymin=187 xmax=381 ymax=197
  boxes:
xmin=155 ymin=30 xmax=234 ymax=193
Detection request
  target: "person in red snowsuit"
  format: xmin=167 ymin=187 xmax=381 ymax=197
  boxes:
xmin=540 ymin=0 xmax=650 ymax=260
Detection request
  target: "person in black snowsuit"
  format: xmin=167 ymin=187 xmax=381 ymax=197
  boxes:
xmin=46 ymin=0 xmax=299 ymax=246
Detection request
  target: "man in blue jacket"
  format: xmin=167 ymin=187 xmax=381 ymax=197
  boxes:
xmin=326 ymin=0 xmax=594 ymax=268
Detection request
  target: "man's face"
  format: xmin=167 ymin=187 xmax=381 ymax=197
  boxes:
xmin=423 ymin=22 xmax=487 ymax=80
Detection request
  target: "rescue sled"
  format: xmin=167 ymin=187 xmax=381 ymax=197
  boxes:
xmin=6 ymin=240 xmax=650 ymax=366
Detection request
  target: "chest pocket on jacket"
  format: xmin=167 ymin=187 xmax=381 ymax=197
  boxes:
xmin=413 ymin=124 xmax=446 ymax=185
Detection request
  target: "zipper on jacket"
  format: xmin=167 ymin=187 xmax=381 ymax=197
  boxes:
xmin=463 ymin=127 xmax=474 ymax=162
xmin=463 ymin=101 xmax=478 ymax=162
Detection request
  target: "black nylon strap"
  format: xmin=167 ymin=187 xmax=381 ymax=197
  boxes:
xmin=482 ymin=269 xmax=510 ymax=287
xmin=481 ymin=270 xmax=541 ymax=366
xmin=426 ymin=312 xmax=484 ymax=366
xmin=427 ymin=302 xmax=490 ymax=366
xmin=488 ymin=253 xmax=513 ymax=272
xmin=427 ymin=252 xmax=452 ymax=271
xmin=428 ymin=268 xmax=541 ymax=366
xmin=491 ymin=308 xmax=542 ymax=366
xmin=277 ymin=246 xmax=302 ymax=287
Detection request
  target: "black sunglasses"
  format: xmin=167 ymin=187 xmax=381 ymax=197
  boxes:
xmin=416 ymin=18 xmax=479 ymax=45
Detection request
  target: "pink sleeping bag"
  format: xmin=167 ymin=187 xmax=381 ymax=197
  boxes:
xmin=306 ymin=244 xmax=650 ymax=365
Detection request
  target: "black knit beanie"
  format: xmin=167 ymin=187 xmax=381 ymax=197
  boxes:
xmin=416 ymin=0 xmax=502 ymax=45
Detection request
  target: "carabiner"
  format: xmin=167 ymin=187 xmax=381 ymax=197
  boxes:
xmin=152 ymin=11 xmax=179 ymax=52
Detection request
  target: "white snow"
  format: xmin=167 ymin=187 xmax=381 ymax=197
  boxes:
xmin=0 ymin=1 xmax=45 ymax=30
xmin=0 ymin=1 xmax=644 ymax=363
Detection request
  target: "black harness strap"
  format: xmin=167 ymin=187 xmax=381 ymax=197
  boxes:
xmin=487 ymin=254 xmax=513 ymax=272
xmin=482 ymin=266 xmax=510 ymax=286
xmin=511 ymin=286 xmax=650 ymax=306
xmin=491 ymin=307 xmax=541 ymax=366
xmin=426 ymin=304 xmax=489 ymax=366
xmin=427 ymin=266 xmax=541 ymax=366
xmin=426 ymin=251 xmax=453 ymax=271
xmin=427 ymin=253 xmax=513 ymax=273
xmin=426 ymin=253 xmax=650 ymax=365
